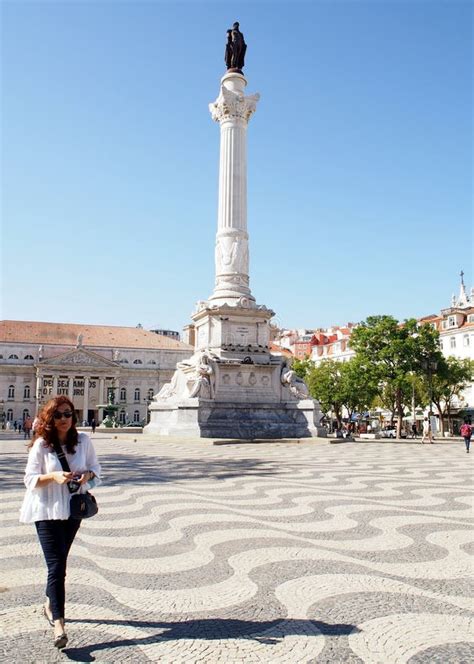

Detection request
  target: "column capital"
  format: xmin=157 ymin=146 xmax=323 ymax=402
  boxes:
xmin=209 ymin=79 xmax=259 ymax=124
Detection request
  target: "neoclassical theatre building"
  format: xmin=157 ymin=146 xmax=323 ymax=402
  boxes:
xmin=0 ymin=320 xmax=192 ymax=426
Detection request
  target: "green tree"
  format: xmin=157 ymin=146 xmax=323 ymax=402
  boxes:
xmin=306 ymin=360 xmax=345 ymax=427
xmin=292 ymin=357 xmax=314 ymax=381
xmin=350 ymin=316 xmax=442 ymax=437
xmin=430 ymin=357 xmax=474 ymax=435
xmin=339 ymin=357 xmax=378 ymax=422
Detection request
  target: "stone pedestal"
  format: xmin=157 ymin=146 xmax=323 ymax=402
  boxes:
xmin=144 ymin=65 xmax=325 ymax=440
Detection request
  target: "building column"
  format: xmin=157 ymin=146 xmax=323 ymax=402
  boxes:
xmin=83 ymin=375 xmax=89 ymax=422
xmin=68 ymin=376 xmax=74 ymax=399
xmin=53 ymin=375 xmax=58 ymax=396
xmin=98 ymin=377 xmax=105 ymax=422
xmin=36 ymin=370 xmax=42 ymax=414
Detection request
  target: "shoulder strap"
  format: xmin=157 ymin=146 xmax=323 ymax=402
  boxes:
xmin=52 ymin=441 xmax=71 ymax=473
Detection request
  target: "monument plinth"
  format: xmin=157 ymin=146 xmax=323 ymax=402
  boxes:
xmin=144 ymin=24 xmax=324 ymax=439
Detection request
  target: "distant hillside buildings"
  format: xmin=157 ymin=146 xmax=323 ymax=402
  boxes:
xmin=274 ymin=275 xmax=474 ymax=416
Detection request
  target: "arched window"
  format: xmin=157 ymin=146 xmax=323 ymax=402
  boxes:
xmin=24 ymin=385 xmax=30 ymax=399
xmin=120 ymin=359 xmax=129 ymax=364
xmin=133 ymin=359 xmax=142 ymax=365
xmin=148 ymin=360 xmax=156 ymax=365
xmin=7 ymin=409 xmax=13 ymax=422
xmin=134 ymin=388 xmax=140 ymax=402
xmin=8 ymin=385 xmax=14 ymax=399
xmin=120 ymin=387 xmax=126 ymax=401
xmin=119 ymin=410 xmax=126 ymax=424
xmin=147 ymin=388 xmax=154 ymax=400
xmin=133 ymin=410 xmax=140 ymax=423
xmin=8 ymin=354 xmax=18 ymax=360
xmin=23 ymin=409 xmax=29 ymax=420
xmin=24 ymin=355 xmax=34 ymax=360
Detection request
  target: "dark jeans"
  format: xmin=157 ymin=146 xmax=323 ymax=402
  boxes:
xmin=35 ymin=518 xmax=81 ymax=620
xmin=464 ymin=436 xmax=471 ymax=452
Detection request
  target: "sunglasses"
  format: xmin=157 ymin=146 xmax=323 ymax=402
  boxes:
xmin=53 ymin=411 xmax=73 ymax=420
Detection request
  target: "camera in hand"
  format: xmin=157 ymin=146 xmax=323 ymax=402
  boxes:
xmin=68 ymin=475 xmax=81 ymax=494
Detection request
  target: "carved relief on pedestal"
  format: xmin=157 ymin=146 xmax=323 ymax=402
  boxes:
xmin=215 ymin=235 xmax=249 ymax=275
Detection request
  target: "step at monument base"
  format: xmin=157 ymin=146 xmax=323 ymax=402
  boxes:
xmin=144 ymin=399 xmax=323 ymax=440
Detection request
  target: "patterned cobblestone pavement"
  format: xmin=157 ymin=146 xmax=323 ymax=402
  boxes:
xmin=0 ymin=433 xmax=473 ymax=663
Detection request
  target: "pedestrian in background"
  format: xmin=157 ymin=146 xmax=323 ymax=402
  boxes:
xmin=91 ymin=418 xmax=96 ymax=434
xmin=411 ymin=422 xmax=417 ymax=439
xmin=421 ymin=417 xmax=433 ymax=444
xmin=23 ymin=416 xmax=33 ymax=440
xmin=19 ymin=396 xmax=101 ymax=650
xmin=460 ymin=419 xmax=472 ymax=453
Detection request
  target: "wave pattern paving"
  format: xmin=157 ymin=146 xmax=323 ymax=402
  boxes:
xmin=0 ymin=435 xmax=473 ymax=662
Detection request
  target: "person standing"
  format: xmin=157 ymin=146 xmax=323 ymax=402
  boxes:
xmin=23 ymin=416 xmax=33 ymax=440
xmin=460 ymin=419 xmax=472 ymax=453
xmin=421 ymin=417 xmax=433 ymax=444
xmin=91 ymin=417 xmax=96 ymax=434
xmin=19 ymin=396 xmax=101 ymax=649
xmin=411 ymin=422 xmax=417 ymax=439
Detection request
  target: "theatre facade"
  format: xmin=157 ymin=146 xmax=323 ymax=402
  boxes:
xmin=0 ymin=320 xmax=193 ymax=426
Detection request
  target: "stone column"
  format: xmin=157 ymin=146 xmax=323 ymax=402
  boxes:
xmin=53 ymin=375 xmax=58 ymax=396
xmin=98 ymin=377 xmax=105 ymax=422
xmin=208 ymin=72 xmax=260 ymax=306
xmin=99 ymin=377 xmax=105 ymax=403
xmin=68 ymin=376 xmax=74 ymax=399
xmin=83 ymin=375 xmax=89 ymax=422
xmin=36 ymin=370 xmax=42 ymax=413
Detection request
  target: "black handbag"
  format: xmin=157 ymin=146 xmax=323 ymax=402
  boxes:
xmin=53 ymin=442 xmax=99 ymax=520
xmin=70 ymin=492 xmax=98 ymax=519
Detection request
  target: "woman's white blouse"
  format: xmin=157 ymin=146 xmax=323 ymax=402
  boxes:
xmin=19 ymin=433 xmax=101 ymax=523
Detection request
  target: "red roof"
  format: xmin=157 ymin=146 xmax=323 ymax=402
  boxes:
xmin=0 ymin=320 xmax=193 ymax=351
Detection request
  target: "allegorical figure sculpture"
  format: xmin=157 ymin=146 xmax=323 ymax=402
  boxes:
xmin=225 ymin=21 xmax=247 ymax=72
xmin=280 ymin=362 xmax=310 ymax=399
xmin=188 ymin=352 xmax=215 ymax=399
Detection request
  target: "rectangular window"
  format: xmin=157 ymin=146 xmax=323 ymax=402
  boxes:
xmin=442 ymin=320 xmax=448 ymax=330
xmin=450 ymin=337 xmax=456 ymax=349
xmin=448 ymin=316 xmax=457 ymax=328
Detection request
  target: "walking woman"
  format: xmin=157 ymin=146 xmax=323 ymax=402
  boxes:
xmin=19 ymin=396 xmax=101 ymax=649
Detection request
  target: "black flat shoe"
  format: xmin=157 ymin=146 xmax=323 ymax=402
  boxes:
xmin=54 ymin=633 xmax=68 ymax=649
xmin=42 ymin=605 xmax=54 ymax=627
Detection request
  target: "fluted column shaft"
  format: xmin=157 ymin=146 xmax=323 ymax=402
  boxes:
xmin=208 ymin=72 xmax=259 ymax=305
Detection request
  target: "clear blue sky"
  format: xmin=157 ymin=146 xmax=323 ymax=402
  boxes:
xmin=2 ymin=1 xmax=472 ymax=333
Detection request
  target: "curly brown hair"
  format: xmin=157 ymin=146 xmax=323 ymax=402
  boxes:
xmin=31 ymin=396 xmax=79 ymax=454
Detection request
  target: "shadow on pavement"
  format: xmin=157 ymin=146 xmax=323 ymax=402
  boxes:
xmin=63 ymin=617 xmax=360 ymax=661
xmin=0 ymin=449 xmax=281 ymax=491
xmin=102 ymin=453 xmax=282 ymax=485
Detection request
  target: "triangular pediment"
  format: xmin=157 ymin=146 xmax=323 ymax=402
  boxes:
xmin=38 ymin=348 xmax=120 ymax=369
